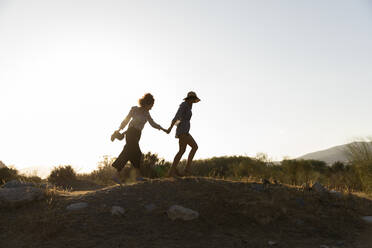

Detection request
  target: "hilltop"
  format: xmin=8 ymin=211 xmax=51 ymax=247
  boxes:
xmin=1 ymin=177 xmax=372 ymax=248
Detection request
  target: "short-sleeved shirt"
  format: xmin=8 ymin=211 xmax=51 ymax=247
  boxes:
xmin=120 ymin=106 xmax=161 ymax=131
xmin=172 ymin=101 xmax=192 ymax=137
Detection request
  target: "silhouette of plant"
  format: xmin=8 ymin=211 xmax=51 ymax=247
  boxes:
xmin=47 ymin=165 xmax=77 ymax=188
xmin=0 ymin=166 xmax=18 ymax=185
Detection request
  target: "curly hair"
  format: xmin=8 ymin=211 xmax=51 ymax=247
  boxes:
xmin=138 ymin=93 xmax=155 ymax=107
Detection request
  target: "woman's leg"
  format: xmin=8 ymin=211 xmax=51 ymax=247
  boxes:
xmin=168 ymin=135 xmax=188 ymax=176
xmin=126 ymin=128 xmax=143 ymax=179
xmin=112 ymin=127 xmax=140 ymax=185
xmin=184 ymin=134 xmax=198 ymax=173
xmin=112 ymin=146 xmax=129 ymax=172
xmin=129 ymin=147 xmax=143 ymax=178
xmin=111 ymin=148 xmax=129 ymax=186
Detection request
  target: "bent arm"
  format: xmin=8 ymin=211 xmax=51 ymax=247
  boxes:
xmin=172 ymin=103 xmax=186 ymax=123
xmin=119 ymin=107 xmax=134 ymax=130
xmin=168 ymin=103 xmax=186 ymax=132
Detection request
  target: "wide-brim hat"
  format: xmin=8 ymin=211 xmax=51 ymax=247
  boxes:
xmin=184 ymin=91 xmax=201 ymax=102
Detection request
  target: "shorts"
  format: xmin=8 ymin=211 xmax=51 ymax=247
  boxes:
xmin=175 ymin=121 xmax=190 ymax=138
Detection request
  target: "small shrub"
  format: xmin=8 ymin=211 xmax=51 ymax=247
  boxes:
xmin=48 ymin=165 xmax=77 ymax=188
xmin=0 ymin=166 xmax=18 ymax=185
xmin=344 ymin=139 xmax=372 ymax=192
xmin=140 ymin=152 xmax=170 ymax=178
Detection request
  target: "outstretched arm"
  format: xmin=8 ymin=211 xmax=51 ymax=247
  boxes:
xmin=147 ymin=112 xmax=166 ymax=131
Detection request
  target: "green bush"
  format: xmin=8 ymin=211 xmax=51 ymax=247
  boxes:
xmin=0 ymin=166 xmax=19 ymax=185
xmin=48 ymin=165 xmax=77 ymax=187
xmin=343 ymin=140 xmax=372 ymax=192
xmin=280 ymin=159 xmax=327 ymax=186
xmin=141 ymin=152 xmax=171 ymax=178
xmin=192 ymin=156 xmax=253 ymax=177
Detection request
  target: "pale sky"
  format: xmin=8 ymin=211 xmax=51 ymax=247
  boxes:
xmin=1 ymin=0 xmax=372 ymax=177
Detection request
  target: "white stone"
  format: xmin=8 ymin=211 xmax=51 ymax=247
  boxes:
xmin=362 ymin=216 xmax=372 ymax=224
xmin=111 ymin=206 xmax=125 ymax=216
xmin=66 ymin=202 xmax=88 ymax=211
xmin=167 ymin=205 xmax=199 ymax=221
xmin=268 ymin=241 xmax=277 ymax=246
xmin=0 ymin=187 xmax=45 ymax=208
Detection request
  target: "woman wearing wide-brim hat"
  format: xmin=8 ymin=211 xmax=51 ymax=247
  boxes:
xmin=166 ymin=91 xmax=200 ymax=176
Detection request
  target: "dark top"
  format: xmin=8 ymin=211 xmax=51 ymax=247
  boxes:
xmin=172 ymin=101 xmax=192 ymax=137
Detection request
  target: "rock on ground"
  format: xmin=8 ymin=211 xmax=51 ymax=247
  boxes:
xmin=1 ymin=180 xmax=36 ymax=188
xmin=66 ymin=202 xmax=88 ymax=211
xmin=362 ymin=216 xmax=372 ymax=224
xmin=268 ymin=240 xmax=277 ymax=246
xmin=111 ymin=206 xmax=125 ymax=216
xmin=0 ymin=187 xmax=45 ymax=208
xmin=167 ymin=205 xmax=199 ymax=221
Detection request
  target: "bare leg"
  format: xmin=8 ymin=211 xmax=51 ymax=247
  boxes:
xmin=112 ymin=146 xmax=130 ymax=187
xmin=168 ymin=136 xmax=187 ymax=177
xmin=112 ymin=157 xmax=129 ymax=187
xmin=185 ymin=134 xmax=198 ymax=174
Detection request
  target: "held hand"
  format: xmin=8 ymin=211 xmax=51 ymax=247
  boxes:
xmin=110 ymin=130 xmax=118 ymax=142
xmin=111 ymin=130 xmax=125 ymax=142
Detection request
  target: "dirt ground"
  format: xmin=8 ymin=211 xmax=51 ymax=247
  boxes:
xmin=1 ymin=177 xmax=372 ymax=248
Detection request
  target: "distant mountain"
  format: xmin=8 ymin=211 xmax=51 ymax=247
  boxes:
xmin=298 ymin=142 xmax=372 ymax=165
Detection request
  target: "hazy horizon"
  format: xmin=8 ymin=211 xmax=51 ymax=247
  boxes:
xmin=1 ymin=0 xmax=371 ymax=176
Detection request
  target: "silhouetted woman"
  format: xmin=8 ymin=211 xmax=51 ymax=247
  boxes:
xmin=167 ymin=91 xmax=200 ymax=176
xmin=111 ymin=93 xmax=167 ymax=184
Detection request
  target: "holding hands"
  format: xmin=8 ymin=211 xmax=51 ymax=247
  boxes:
xmin=162 ymin=120 xmax=177 ymax=135
xmin=160 ymin=126 xmax=172 ymax=134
